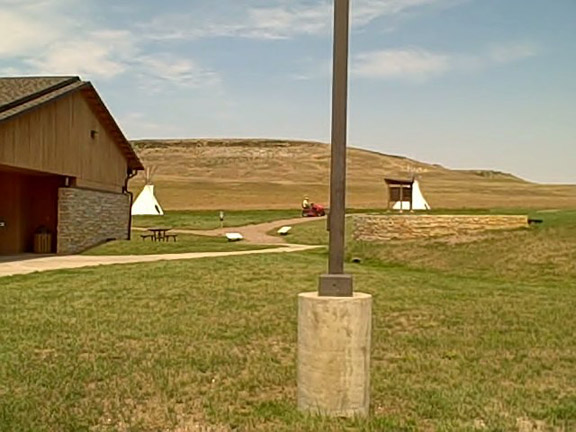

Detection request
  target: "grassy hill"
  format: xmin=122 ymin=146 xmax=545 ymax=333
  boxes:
xmin=130 ymin=139 xmax=576 ymax=210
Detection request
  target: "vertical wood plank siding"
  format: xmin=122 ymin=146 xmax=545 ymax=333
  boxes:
xmin=0 ymin=92 xmax=127 ymax=192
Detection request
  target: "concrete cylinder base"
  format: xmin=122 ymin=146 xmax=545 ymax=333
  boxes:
xmin=297 ymin=292 xmax=372 ymax=417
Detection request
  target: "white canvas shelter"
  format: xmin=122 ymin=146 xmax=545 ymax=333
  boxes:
xmin=132 ymin=184 xmax=164 ymax=215
xmin=391 ymin=179 xmax=431 ymax=211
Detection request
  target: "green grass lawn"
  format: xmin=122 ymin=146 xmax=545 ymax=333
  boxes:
xmin=288 ymin=210 xmax=576 ymax=282
xmin=83 ymin=233 xmax=271 ymax=256
xmin=0 ymin=210 xmax=575 ymax=430
xmin=344 ymin=209 xmax=576 ymax=284
xmin=273 ymin=218 xmax=330 ymax=245
xmin=133 ymin=209 xmax=302 ymax=231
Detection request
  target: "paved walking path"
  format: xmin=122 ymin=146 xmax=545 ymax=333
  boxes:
xmin=0 ymin=216 xmax=326 ymax=278
xmin=0 ymin=244 xmax=320 ymax=278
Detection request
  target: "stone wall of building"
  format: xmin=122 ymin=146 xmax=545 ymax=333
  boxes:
xmin=353 ymin=214 xmax=529 ymax=242
xmin=57 ymin=187 xmax=130 ymax=254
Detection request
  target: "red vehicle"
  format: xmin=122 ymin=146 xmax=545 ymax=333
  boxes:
xmin=302 ymin=203 xmax=326 ymax=217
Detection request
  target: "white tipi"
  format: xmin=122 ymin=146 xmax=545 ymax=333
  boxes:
xmin=391 ymin=179 xmax=431 ymax=211
xmin=132 ymin=167 xmax=164 ymax=216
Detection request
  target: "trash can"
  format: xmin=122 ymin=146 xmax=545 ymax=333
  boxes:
xmin=33 ymin=226 xmax=52 ymax=254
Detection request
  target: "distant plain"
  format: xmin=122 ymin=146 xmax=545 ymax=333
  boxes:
xmin=130 ymin=139 xmax=576 ymax=211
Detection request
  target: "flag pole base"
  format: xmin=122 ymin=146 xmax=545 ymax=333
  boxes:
xmin=297 ymin=291 xmax=372 ymax=417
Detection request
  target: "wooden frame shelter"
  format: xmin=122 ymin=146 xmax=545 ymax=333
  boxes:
xmin=384 ymin=177 xmax=415 ymax=212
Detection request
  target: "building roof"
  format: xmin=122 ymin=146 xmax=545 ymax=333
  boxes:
xmin=384 ymin=177 xmax=414 ymax=186
xmin=0 ymin=76 xmax=143 ymax=171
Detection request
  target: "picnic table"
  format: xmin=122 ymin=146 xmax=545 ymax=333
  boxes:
xmin=141 ymin=227 xmax=177 ymax=242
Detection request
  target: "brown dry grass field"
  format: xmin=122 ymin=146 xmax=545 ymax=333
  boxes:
xmin=130 ymin=139 xmax=576 ymax=210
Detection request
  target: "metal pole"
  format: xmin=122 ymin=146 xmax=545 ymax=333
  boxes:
xmin=318 ymin=0 xmax=352 ymax=297
xmin=329 ymin=0 xmax=349 ymax=275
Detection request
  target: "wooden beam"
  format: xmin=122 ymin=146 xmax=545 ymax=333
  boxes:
xmin=319 ymin=0 xmax=353 ymax=297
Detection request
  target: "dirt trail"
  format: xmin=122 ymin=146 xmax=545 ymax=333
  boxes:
xmin=140 ymin=216 xmax=327 ymax=244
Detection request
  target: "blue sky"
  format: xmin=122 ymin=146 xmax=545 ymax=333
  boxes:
xmin=1 ymin=0 xmax=574 ymax=183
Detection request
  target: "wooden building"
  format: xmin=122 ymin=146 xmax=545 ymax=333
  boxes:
xmin=0 ymin=76 xmax=143 ymax=255
xmin=384 ymin=177 xmax=431 ymax=212
xmin=385 ymin=178 xmax=414 ymax=211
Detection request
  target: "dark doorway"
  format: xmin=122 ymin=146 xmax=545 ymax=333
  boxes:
xmin=0 ymin=166 xmax=64 ymax=255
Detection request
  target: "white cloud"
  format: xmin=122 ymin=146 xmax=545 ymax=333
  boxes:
xmin=140 ymin=0 xmax=459 ymax=41
xmin=0 ymin=0 xmax=130 ymax=79
xmin=353 ymin=49 xmax=450 ymax=80
xmin=136 ymin=55 xmax=221 ymax=90
xmin=0 ymin=1 xmax=538 ymax=90
xmin=25 ymin=31 xmax=135 ymax=79
xmin=351 ymin=43 xmax=539 ymax=81
xmin=488 ymin=42 xmax=538 ymax=64
xmin=0 ymin=0 xmax=70 ymax=56
xmin=353 ymin=0 xmax=458 ymax=26
xmin=0 ymin=1 xmax=220 ymax=89
xmin=244 ymin=4 xmax=332 ymax=39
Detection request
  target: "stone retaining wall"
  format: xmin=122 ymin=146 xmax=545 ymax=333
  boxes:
xmin=57 ymin=188 xmax=130 ymax=254
xmin=353 ymin=214 xmax=529 ymax=242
